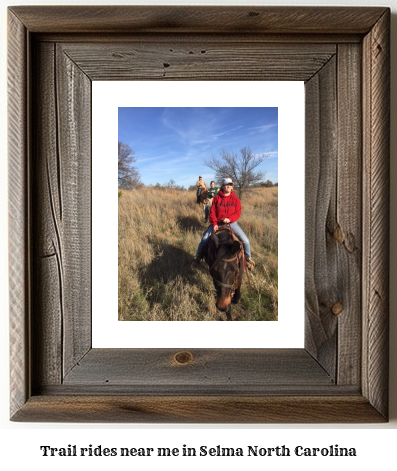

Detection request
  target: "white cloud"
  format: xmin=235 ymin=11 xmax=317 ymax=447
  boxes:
xmin=248 ymin=123 xmax=278 ymax=133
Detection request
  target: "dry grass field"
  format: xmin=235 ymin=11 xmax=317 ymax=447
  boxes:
xmin=118 ymin=186 xmax=278 ymax=321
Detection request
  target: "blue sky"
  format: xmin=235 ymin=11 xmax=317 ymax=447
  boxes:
xmin=118 ymin=107 xmax=278 ymax=189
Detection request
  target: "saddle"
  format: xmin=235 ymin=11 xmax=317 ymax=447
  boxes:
xmin=201 ymin=223 xmax=236 ymax=238
xmin=202 ymin=224 xmax=242 ymax=248
xmin=214 ymin=224 xmax=240 ymax=242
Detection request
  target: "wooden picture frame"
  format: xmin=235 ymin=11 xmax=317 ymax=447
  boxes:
xmin=8 ymin=6 xmax=390 ymax=423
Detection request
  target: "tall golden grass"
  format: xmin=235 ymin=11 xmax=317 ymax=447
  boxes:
xmin=118 ymin=187 xmax=278 ymax=321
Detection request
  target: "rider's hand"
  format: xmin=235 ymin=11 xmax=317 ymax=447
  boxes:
xmin=223 ymin=218 xmax=230 ymax=224
xmin=213 ymin=225 xmax=219 ymax=232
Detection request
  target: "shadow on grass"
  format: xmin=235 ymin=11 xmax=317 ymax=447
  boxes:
xmin=139 ymin=242 xmax=203 ymax=285
xmin=177 ymin=215 xmax=206 ymax=231
xmin=137 ymin=241 xmax=215 ymax=315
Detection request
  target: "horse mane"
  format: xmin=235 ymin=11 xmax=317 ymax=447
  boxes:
xmin=208 ymin=229 xmax=235 ymax=268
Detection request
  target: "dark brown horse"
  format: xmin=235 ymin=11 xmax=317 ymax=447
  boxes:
xmin=197 ymin=189 xmax=209 ymax=208
xmin=203 ymin=226 xmax=250 ymax=320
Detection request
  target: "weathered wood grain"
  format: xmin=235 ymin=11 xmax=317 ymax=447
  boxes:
xmin=12 ymin=396 xmax=386 ymax=424
xmin=336 ymin=44 xmax=362 ymax=386
xmin=56 ymin=45 xmax=91 ymax=377
xmin=34 ymin=33 xmax=363 ymax=45
xmin=32 ymin=42 xmax=63 ymax=387
xmin=31 ymin=42 xmax=92 ymax=387
xmin=304 ymin=43 xmax=363 ymax=385
xmin=9 ymin=6 xmax=387 ymax=34
xmin=8 ymin=10 xmax=29 ymax=419
xmin=362 ymin=9 xmax=390 ymax=419
xmin=60 ymin=43 xmax=336 ymax=81
xmin=8 ymin=6 xmax=390 ymax=423
xmin=62 ymin=349 xmax=333 ymax=389
xmin=305 ymin=56 xmax=338 ymax=377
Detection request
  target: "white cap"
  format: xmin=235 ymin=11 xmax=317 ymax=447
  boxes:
xmin=222 ymin=178 xmax=233 ymax=186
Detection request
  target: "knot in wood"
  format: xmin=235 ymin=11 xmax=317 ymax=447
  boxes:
xmin=174 ymin=351 xmax=194 ymax=365
xmin=333 ymin=225 xmax=344 ymax=244
xmin=331 ymin=302 xmax=344 ymax=316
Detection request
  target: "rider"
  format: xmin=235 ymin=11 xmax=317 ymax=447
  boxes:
xmin=203 ymin=180 xmax=219 ymax=223
xmin=196 ymin=175 xmax=207 ymax=203
xmin=192 ymin=178 xmax=255 ymax=270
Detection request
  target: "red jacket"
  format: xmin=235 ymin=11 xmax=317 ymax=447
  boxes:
xmin=209 ymin=190 xmax=241 ymax=226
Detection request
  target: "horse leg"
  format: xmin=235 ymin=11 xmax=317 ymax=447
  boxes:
xmin=205 ymin=199 xmax=212 ymax=222
xmin=207 ymin=199 xmax=212 ymax=220
xmin=231 ymin=286 xmax=241 ymax=304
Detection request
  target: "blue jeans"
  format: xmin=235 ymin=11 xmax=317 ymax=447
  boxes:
xmin=196 ymin=222 xmax=251 ymax=258
xmin=204 ymin=203 xmax=210 ymax=219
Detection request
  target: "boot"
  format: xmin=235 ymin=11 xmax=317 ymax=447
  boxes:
xmin=192 ymin=245 xmax=207 ymax=268
xmin=245 ymin=254 xmax=255 ymax=271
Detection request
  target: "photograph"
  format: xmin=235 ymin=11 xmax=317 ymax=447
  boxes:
xmin=118 ymin=107 xmax=278 ymax=322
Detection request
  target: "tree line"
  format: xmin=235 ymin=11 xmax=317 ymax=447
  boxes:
xmin=119 ymin=141 xmax=274 ymax=199
xmin=118 ymin=141 xmax=143 ymax=189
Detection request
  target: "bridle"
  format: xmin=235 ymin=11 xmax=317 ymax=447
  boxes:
xmin=209 ymin=226 xmax=251 ymax=296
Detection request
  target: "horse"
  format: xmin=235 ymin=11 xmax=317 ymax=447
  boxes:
xmin=197 ymin=188 xmax=209 ymax=209
xmin=202 ymin=197 xmax=214 ymax=223
xmin=203 ymin=225 xmax=250 ymax=320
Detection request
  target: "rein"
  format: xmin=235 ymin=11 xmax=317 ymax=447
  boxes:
xmin=210 ymin=226 xmax=251 ymax=294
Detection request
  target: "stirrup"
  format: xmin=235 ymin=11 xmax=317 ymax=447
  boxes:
xmin=245 ymin=254 xmax=255 ymax=270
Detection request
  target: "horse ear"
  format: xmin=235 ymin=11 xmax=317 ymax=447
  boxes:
xmin=211 ymin=232 xmax=219 ymax=249
xmin=232 ymin=240 xmax=241 ymax=254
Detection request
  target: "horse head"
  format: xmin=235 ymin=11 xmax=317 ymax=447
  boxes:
xmin=205 ymin=227 xmax=243 ymax=319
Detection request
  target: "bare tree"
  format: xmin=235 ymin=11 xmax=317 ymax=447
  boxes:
xmin=165 ymin=179 xmax=176 ymax=189
xmin=118 ymin=141 xmax=143 ymax=189
xmin=204 ymin=146 xmax=269 ymax=199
